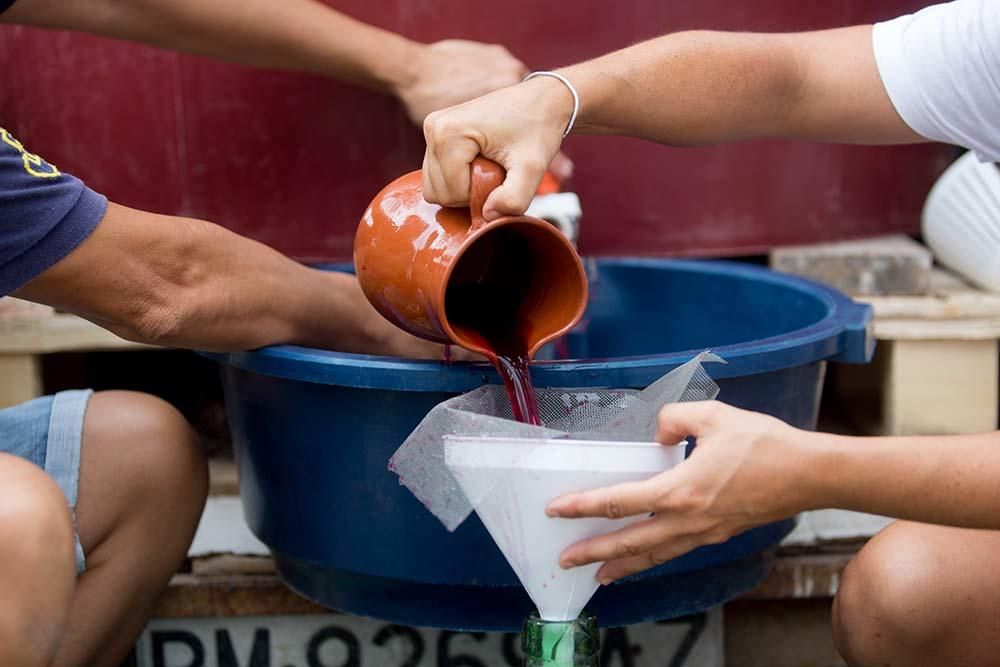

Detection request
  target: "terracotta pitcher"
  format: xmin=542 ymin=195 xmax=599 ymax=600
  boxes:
xmin=354 ymin=157 xmax=588 ymax=358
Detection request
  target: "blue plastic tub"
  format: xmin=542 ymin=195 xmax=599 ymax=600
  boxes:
xmin=212 ymin=258 xmax=873 ymax=630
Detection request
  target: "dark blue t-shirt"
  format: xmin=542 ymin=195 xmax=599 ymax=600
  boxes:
xmin=0 ymin=0 xmax=15 ymax=14
xmin=0 ymin=128 xmax=107 ymax=295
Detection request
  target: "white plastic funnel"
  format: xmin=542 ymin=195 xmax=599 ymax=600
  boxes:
xmin=444 ymin=436 xmax=686 ymax=622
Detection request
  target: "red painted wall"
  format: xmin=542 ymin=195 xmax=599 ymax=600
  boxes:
xmin=0 ymin=1 xmax=953 ymax=261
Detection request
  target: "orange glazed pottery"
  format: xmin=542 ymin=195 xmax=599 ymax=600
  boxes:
xmin=354 ymin=157 xmax=588 ymax=358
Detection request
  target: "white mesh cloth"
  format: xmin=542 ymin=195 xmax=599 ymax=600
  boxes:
xmin=389 ymin=351 xmax=724 ymax=531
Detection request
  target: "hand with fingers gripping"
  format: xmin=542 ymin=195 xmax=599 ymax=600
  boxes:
xmin=421 ymin=75 xmax=575 ymax=220
xmin=546 ymin=401 xmax=813 ymax=584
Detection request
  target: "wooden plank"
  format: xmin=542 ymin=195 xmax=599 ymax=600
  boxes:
xmin=157 ymin=547 xmax=860 ymax=619
xmin=828 ymin=338 xmax=1000 ymax=436
xmin=771 ymin=235 xmax=932 ymax=296
xmin=742 ymin=552 xmax=855 ymax=601
xmin=782 ymin=510 xmax=892 ymax=546
xmin=866 ymin=290 xmax=1000 ymax=322
xmin=155 ymin=572 xmax=326 ymax=618
xmin=191 ymin=554 xmax=275 ymax=576
xmin=885 ymin=339 xmax=998 ymax=435
xmin=0 ymin=313 xmax=154 ymax=354
xmin=855 ymin=269 xmax=1000 ymax=340
xmin=208 ymin=459 xmax=239 ymax=496
xmin=0 ymin=297 xmax=53 ymax=321
xmin=874 ymin=318 xmax=1000 ymax=340
xmin=0 ymin=355 xmax=43 ymax=408
xmin=863 ymin=267 xmax=1000 ymax=319
xmin=827 ymin=263 xmax=1000 ymax=436
xmin=857 ymin=268 xmax=1000 ymax=339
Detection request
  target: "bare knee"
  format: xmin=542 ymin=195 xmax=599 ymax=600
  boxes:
xmin=80 ymin=391 xmax=207 ymax=557
xmin=0 ymin=453 xmax=76 ymax=582
xmin=0 ymin=454 xmax=76 ymax=665
xmin=833 ymin=522 xmax=944 ymax=665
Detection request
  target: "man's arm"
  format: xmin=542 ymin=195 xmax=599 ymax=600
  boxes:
xmin=13 ymin=201 xmax=449 ymax=355
xmin=0 ymin=0 xmax=527 ymax=124
xmin=421 ymin=26 xmax=924 ymax=219
xmin=545 ymin=402 xmax=1000 ymax=583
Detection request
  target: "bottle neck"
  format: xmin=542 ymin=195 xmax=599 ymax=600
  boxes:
xmin=522 ymin=611 xmax=599 ymax=666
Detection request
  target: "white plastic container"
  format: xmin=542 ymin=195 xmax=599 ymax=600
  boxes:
xmin=444 ymin=436 xmax=686 ymax=622
xmin=525 ymin=192 xmax=582 ymax=245
xmin=922 ymin=152 xmax=1000 ymax=291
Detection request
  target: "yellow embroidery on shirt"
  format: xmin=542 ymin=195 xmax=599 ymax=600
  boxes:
xmin=21 ymin=151 xmax=60 ymax=178
xmin=1 ymin=130 xmax=23 ymax=152
xmin=0 ymin=128 xmax=61 ymax=179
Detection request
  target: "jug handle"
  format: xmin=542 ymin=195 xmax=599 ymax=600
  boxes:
xmin=469 ymin=156 xmax=506 ymax=232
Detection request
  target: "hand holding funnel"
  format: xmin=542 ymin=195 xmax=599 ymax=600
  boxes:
xmin=445 ymin=436 xmax=686 ymax=621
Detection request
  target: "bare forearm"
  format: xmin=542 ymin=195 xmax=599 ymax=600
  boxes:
xmin=800 ymin=430 xmax=1000 ymax=529
xmin=546 ymin=402 xmax=1000 ymax=583
xmin=3 ymin=0 xmax=418 ymax=92
xmin=117 ymin=218 xmax=372 ymax=351
xmin=559 ymin=27 xmax=919 ymax=146
xmin=15 ymin=203 xmax=389 ymax=352
xmin=560 ymin=31 xmax=799 ymax=145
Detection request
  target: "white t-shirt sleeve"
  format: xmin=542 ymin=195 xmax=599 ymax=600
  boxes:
xmin=872 ymin=0 xmax=1000 ymax=162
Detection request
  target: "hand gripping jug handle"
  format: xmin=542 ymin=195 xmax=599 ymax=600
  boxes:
xmin=469 ymin=157 xmax=506 ymax=232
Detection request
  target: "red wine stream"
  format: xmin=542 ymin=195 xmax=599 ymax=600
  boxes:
xmin=445 ymin=231 xmax=542 ymax=425
xmin=447 ymin=315 xmax=542 ymax=426
xmin=488 ymin=352 xmax=541 ymax=426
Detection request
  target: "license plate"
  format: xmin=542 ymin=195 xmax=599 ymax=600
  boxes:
xmin=136 ymin=609 xmax=722 ymax=667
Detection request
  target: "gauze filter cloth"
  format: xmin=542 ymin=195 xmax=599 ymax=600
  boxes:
xmin=389 ymin=351 xmax=723 ymax=531
xmin=388 ymin=352 xmax=724 ymax=621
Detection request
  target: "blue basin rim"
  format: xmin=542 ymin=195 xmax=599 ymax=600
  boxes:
xmin=208 ymin=258 xmax=874 ymax=392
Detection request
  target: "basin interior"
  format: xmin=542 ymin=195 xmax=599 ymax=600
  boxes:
xmin=580 ymin=262 xmax=829 ymax=357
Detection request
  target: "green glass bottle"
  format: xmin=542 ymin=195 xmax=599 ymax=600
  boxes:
xmin=521 ymin=611 xmax=600 ymax=666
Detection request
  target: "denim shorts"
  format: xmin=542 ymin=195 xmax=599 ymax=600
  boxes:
xmin=0 ymin=389 xmax=92 ymax=573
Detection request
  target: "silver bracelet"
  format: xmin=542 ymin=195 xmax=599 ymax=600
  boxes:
xmin=523 ymin=71 xmax=580 ymax=138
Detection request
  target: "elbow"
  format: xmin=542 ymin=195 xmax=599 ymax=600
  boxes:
xmin=121 ymin=296 xmax=190 ymax=346
xmin=114 ymin=219 xmax=216 ymax=346
xmin=109 ymin=278 xmax=195 ymax=347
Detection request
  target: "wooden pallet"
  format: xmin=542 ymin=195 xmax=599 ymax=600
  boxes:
xmin=0 ymin=298 xmax=156 ymax=408
xmin=157 ymin=544 xmax=859 ymax=620
xmin=830 ymin=268 xmax=1000 ymax=435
